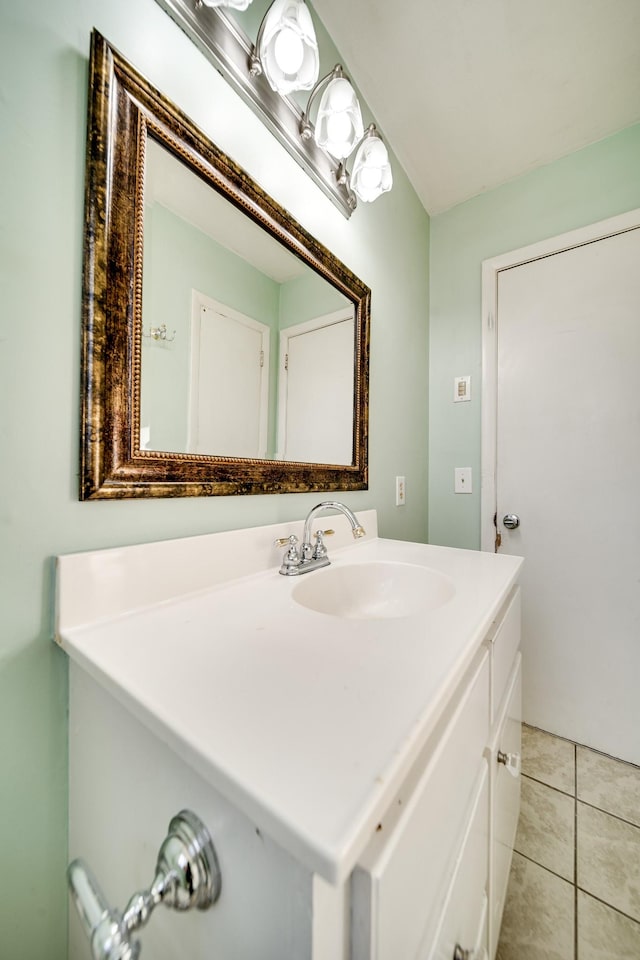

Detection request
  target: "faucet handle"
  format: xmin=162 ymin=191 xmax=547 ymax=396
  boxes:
xmin=275 ymin=534 xmax=301 ymax=575
xmin=312 ymin=529 xmax=335 ymax=560
xmin=274 ymin=534 xmax=298 ymax=547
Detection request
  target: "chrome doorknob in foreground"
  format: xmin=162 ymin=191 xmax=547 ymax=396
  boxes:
xmin=502 ymin=513 xmax=520 ymax=530
xmin=497 ymin=750 xmax=522 ymax=777
xmin=68 ymin=810 xmax=221 ymax=960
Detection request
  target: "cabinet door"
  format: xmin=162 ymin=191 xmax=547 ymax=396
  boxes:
xmin=489 ymin=655 xmax=522 ymax=960
xmin=488 ymin=587 xmax=521 ymax=725
xmin=352 ymin=651 xmax=490 ymax=960
xmin=425 ymin=764 xmax=489 ymax=960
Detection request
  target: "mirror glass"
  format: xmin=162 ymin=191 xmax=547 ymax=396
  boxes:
xmin=140 ymin=139 xmax=354 ymax=465
xmin=80 ymin=32 xmax=369 ymax=499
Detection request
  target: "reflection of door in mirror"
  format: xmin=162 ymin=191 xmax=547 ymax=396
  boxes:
xmin=277 ymin=309 xmax=354 ymax=465
xmin=188 ymin=294 xmax=269 ymax=458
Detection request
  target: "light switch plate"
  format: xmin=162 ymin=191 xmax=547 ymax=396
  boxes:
xmin=454 ymin=376 xmax=471 ymax=402
xmin=454 ymin=467 xmax=472 ymax=494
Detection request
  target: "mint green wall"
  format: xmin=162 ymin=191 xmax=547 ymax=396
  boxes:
xmin=278 ymin=269 xmax=350 ymax=329
xmin=0 ymin=2 xmax=429 ymax=956
xmin=142 ymin=203 xmax=280 ymax=452
xmin=428 ymin=123 xmax=640 ymax=549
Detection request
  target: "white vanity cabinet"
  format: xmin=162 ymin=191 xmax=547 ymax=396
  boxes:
xmin=57 ymin=521 xmax=522 ymax=960
xmin=351 ymin=586 xmax=521 ymax=960
xmin=487 ymin=590 xmax=522 ymax=959
xmin=351 ymin=648 xmax=490 ymax=960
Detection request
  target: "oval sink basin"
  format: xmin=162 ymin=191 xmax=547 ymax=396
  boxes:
xmin=291 ymin=561 xmax=455 ymax=620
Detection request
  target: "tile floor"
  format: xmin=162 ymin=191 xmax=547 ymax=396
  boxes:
xmin=496 ymin=725 xmax=640 ymax=960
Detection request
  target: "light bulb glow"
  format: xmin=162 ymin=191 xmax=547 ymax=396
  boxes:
xmin=351 ymin=131 xmax=393 ymax=203
xmin=325 ymin=77 xmax=355 ymax=111
xmin=273 ymin=27 xmax=304 ymax=74
xmin=314 ymin=76 xmax=363 ymax=159
xmin=326 ymin=112 xmax=352 ymax=146
xmin=358 ymin=165 xmax=382 ymax=191
xmin=258 ymin=0 xmax=319 ymax=94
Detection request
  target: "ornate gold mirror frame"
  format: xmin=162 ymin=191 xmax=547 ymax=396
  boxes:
xmin=80 ymin=31 xmax=370 ymax=499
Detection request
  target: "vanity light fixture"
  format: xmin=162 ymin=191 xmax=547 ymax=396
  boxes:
xmin=349 ymin=124 xmax=393 ymax=203
xmin=152 ymin=0 xmax=392 ymax=213
xmin=300 ymin=65 xmax=363 ymax=160
xmin=249 ymin=0 xmax=319 ymax=95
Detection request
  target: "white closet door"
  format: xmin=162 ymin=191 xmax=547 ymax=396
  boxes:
xmin=494 ymin=225 xmax=640 ymax=763
xmin=278 ymin=310 xmax=354 ymax=465
xmin=190 ymin=299 xmax=269 ymax=458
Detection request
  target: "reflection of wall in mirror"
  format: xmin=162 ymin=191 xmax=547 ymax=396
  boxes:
xmin=141 ymin=202 xmax=353 ymax=460
xmin=141 ymin=202 xmax=280 ymax=454
xmin=279 ymin=268 xmax=351 ymax=330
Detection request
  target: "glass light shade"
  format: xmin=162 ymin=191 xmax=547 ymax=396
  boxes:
xmin=258 ymin=0 xmax=319 ymax=95
xmin=314 ymin=76 xmax=363 ymax=160
xmin=200 ymin=0 xmax=254 ymax=9
xmin=350 ymin=132 xmax=393 ymax=203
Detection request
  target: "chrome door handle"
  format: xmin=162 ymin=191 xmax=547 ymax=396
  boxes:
xmin=503 ymin=514 xmax=520 ymax=530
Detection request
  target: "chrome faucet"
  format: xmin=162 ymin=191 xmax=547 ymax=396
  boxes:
xmin=275 ymin=501 xmax=366 ymax=576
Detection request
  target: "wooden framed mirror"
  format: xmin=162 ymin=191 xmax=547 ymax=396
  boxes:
xmin=80 ymin=31 xmax=370 ymax=499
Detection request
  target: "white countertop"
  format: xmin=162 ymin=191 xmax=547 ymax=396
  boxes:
xmin=56 ymin=521 xmax=522 ymax=885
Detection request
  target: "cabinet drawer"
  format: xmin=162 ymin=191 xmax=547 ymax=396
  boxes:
xmin=489 ymin=655 xmax=522 ymax=960
xmin=425 ymin=765 xmax=489 ymax=960
xmin=489 ymin=587 xmax=521 ymax=724
xmin=352 ymin=650 xmax=490 ymax=960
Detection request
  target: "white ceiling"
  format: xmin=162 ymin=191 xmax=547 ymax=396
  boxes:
xmin=312 ymin=0 xmax=640 ymax=214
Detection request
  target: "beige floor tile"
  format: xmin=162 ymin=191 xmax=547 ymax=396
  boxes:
xmin=577 ymin=803 xmax=640 ymax=923
xmin=521 ymin=724 xmax=575 ymax=794
xmin=577 ymin=746 xmax=640 ymax=828
xmin=496 ymin=852 xmax=574 ymax=960
xmin=515 ymin=776 xmax=575 ymax=881
xmin=577 ymin=890 xmax=640 ymax=960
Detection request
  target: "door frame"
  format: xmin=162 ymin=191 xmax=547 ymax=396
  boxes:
xmin=480 ymin=207 xmax=640 ymax=553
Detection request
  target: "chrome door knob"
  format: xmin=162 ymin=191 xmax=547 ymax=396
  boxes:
xmin=497 ymin=750 xmax=522 ymax=777
xmin=503 ymin=514 xmax=520 ymax=530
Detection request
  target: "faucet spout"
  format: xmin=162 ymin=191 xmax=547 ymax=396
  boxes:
xmin=302 ymin=501 xmax=365 ymax=560
xmin=275 ymin=501 xmax=366 ymax=575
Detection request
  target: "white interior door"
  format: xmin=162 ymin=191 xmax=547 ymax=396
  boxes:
xmin=482 ymin=214 xmax=640 ymax=765
xmin=277 ymin=309 xmax=354 ymax=464
xmin=189 ymin=293 xmax=269 ymax=457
